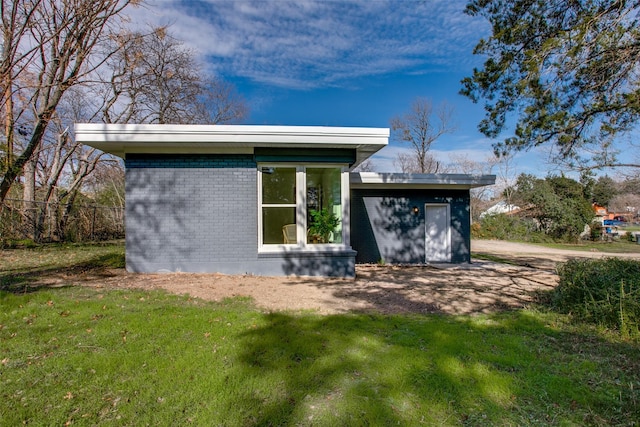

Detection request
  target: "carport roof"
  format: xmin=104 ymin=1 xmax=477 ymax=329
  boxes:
xmin=350 ymin=172 xmax=496 ymax=189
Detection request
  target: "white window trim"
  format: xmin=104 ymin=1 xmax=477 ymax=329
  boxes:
xmin=258 ymin=163 xmax=351 ymax=253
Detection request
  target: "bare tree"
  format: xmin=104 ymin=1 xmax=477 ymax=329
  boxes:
xmin=86 ymin=160 xmax=125 ymax=207
xmin=32 ymin=116 xmax=107 ymax=241
xmin=393 ymin=151 xmax=446 ymax=174
xmin=0 ymin=0 xmax=138 ymax=203
xmin=609 ymin=194 xmax=640 ymax=217
xmin=1 ymin=0 xmax=45 ymax=170
xmin=448 ymin=153 xmax=497 ymax=220
xmin=390 ymin=98 xmax=456 ymax=173
xmin=1 ymin=2 xmax=251 ymax=242
xmin=99 ymin=26 xmax=248 ymax=125
xmin=194 ymin=76 xmax=248 ymax=125
xmin=494 ymin=151 xmax=517 ymax=207
xmin=353 ymin=159 xmax=375 ymax=173
xmin=123 ymin=27 xmax=202 ymax=124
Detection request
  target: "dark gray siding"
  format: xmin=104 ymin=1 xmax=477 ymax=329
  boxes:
xmin=125 ymin=154 xmax=355 ymax=277
xmin=350 ymin=189 xmax=471 ymax=264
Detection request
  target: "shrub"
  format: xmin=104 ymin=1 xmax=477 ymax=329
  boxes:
xmin=590 ymin=221 xmax=603 ymax=241
xmin=553 ymin=258 xmax=640 ymax=337
xmin=472 ymin=214 xmax=550 ymax=242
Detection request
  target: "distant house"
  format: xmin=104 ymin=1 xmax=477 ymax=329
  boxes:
xmin=480 ymin=200 xmax=520 ymax=218
xmin=76 ymin=124 xmax=495 ymax=277
xmin=593 ymin=203 xmax=608 ymax=217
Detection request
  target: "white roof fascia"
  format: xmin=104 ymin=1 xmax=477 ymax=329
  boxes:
xmin=74 ymin=124 xmax=389 ymax=162
xmin=349 ymin=172 xmax=496 ymax=189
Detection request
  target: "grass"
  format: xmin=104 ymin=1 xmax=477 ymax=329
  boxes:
xmin=1 ymin=243 xmax=639 ymax=425
xmin=0 ymin=241 xmax=124 ymax=292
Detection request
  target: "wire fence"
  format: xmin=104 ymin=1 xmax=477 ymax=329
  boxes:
xmin=1 ymin=198 xmax=124 ymax=243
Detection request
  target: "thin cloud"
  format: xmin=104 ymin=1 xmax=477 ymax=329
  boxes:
xmin=131 ymin=0 xmax=489 ymax=90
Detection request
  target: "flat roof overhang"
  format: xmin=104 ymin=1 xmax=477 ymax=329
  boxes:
xmin=350 ymin=172 xmax=496 ymax=189
xmin=75 ymin=124 xmax=389 ymax=167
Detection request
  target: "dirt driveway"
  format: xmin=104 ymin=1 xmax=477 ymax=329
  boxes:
xmin=472 ymin=239 xmax=640 ymax=270
xmin=34 ymin=240 xmax=640 ymax=316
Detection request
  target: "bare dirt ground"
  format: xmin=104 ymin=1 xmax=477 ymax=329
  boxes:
xmin=33 ymin=239 xmax=635 ymax=316
xmin=16 ymin=240 xmax=640 ymax=315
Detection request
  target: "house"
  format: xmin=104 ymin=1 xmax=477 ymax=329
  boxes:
xmin=593 ymin=203 xmax=608 ymax=217
xmin=75 ymin=124 xmax=495 ymax=277
xmin=479 ymin=200 xmax=520 ymax=218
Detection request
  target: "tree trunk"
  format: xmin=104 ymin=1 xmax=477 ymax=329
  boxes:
xmin=22 ymin=157 xmax=36 ymax=239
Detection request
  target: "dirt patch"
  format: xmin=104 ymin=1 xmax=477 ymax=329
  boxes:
xmin=59 ymin=262 xmax=554 ymax=315
xmin=13 ymin=240 xmax=639 ymax=315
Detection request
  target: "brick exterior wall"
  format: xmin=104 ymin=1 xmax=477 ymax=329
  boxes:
xmin=124 ymin=154 xmax=355 ymax=276
xmin=125 ymin=154 xmax=257 ymax=272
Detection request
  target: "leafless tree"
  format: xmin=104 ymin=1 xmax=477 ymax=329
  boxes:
xmin=119 ymin=27 xmax=201 ymax=124
xmin=32 ymin=116 xmax=107 ymax=240
xmin=194 ymin=76 xmax=248 ymax=125
xmin=1 ymin=2 xmax=249 ymax=241
xmin=0 ymin=0 xmax=138 ymax=203
xmin=494 ymin=151 xmax=517 ymax=207
xmin=393 ymin=151 xmax=446 ymax=174
xmin=448 ymin=153 xmax=498 ymax=220
xmin=86 ymin=160 xmax=125 ymax=207
xmin=390 ymin=98 xmax=456 ymax=173
xmin=609 ymin=193 xmax=640 ymax=216
xmin=353 ymin=159 xmax=376 ymax=173
xmin=99 ymin=26 xmax=248 ymax=125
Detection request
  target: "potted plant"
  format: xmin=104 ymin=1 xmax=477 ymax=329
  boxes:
xmin=308 ymin=208 xmax=340 ymax=243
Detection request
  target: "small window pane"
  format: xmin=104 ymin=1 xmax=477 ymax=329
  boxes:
xmin=307 ymin=168 xmax=342 ymax=244
xmin=262 ymin=167 xmax=296 ymax=204
xmin=263 ymin=207 xmax=296 ymax=244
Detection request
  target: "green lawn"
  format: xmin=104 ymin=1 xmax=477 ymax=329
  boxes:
xmin=1 ymin=241 xmax=125 ymax=275
xmin=1 ymin=243 xmax=639 ymax=425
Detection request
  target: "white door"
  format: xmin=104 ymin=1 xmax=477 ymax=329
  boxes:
xmin=425 ymin=204 xmax=451 ymax=262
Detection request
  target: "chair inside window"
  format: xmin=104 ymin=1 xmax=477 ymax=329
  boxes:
xmin=282 ymin=224 xmax=297 ymax=244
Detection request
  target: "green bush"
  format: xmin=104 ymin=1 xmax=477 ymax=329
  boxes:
xmin=553 ymin=258 xmax=640 ymax=337
xmin=590 ymin=221 xmax=603 ymax=241
xmin=472 ymin=214 xmax=551 ymax=242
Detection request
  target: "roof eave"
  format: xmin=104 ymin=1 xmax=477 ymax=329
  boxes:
xmin=74 ymin=124 xmax=389 ymax=163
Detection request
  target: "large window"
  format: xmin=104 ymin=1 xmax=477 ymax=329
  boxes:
xmin=259 ymin=165 xmax=347 ymax=248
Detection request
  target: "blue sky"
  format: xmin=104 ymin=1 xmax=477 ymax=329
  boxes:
xmin=130 ymin=0 xmax=556 ymax=175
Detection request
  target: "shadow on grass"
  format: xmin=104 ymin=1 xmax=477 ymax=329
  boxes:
xmin=1 ymin=282 xmax=638 ymax=425
xmin=0 ymin=251 xmax=125 ymax=294
xmin=230 ymin=310 xmax=639 ymax=426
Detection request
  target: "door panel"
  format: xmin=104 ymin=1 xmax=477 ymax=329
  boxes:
xmin=425 ymin=204 xmax=451 ymax=262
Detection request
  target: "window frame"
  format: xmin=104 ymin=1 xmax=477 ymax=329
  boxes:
xmin=257 ymin=163 xmax=350 ymax=252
